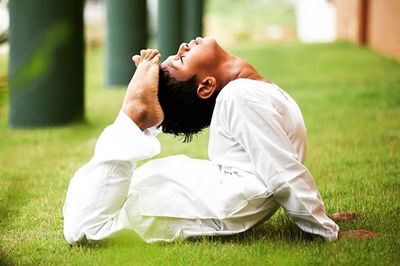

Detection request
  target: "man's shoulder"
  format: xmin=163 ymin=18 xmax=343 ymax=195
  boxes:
xmin=218 ymin=79 xmax=251 ymax=102
xmin=220 ymin=78 xmax=252 ymax=94
xmin=218 ymin=78 xmax=275 ymax=105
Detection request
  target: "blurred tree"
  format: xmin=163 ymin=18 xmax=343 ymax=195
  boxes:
xmin=0 ymin=31 xmax=6 ymax=44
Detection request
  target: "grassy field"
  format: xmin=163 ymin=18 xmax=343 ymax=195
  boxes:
xmin=0 ymin=41 xmax=399 ymax=265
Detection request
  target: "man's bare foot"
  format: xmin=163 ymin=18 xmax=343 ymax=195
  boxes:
xmin=122 ymin=49 xmax=164 ymax=130
xmin=339 ymin=230 xmax=377 ymax=239
xmin=330 ymin=211 xmax=359 ymax=222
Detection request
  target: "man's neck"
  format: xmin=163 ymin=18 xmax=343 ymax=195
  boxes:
xmin=217 ymin=55 xmax=270 ymax=90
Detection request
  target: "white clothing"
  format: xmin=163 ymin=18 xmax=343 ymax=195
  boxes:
xmin=63 ymin=79 xmax=339 ymax=244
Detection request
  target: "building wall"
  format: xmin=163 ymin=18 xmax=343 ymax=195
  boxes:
xmin=336 ymin=0 xmax=400 ymax=60
xmin=336 ymin=0 xmax=363 ymax=44
xmin=368 ymin=0 xmax=400 ymax=60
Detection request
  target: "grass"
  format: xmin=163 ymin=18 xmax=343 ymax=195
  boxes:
xmin=0 ymin=41 xmax=400 ymax=265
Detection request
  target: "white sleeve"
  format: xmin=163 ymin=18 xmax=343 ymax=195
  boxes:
xmin=63 ymin=111 xmax=160 ymax=244
xmin=220 ymin=90 xmax=339 ymax=241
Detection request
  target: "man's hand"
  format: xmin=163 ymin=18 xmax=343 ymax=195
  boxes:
xmin=122 ymin=49 xmax=164 ymax=131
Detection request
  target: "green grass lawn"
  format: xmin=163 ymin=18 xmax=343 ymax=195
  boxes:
xmin=0 ymin=41 xmax=399 ymax=265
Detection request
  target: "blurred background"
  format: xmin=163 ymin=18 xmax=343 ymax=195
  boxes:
xmin=0 ymin=0 xmax=399 ymax=127
xmin=1 ymin=0 xmax=398 ymax=53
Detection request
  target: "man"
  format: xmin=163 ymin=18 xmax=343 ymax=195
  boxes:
xmin=63 ymin=37 xmax=374 ymax=244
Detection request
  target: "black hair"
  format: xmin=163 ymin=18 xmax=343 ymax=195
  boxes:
xmin=158 ymin=67 xmax=218 ymax=142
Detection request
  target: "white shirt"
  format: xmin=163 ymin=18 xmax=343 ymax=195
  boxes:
xmin=63 ymin=79 xmax=339 ymax=244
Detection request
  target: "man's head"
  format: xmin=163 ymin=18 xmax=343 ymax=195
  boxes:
xmin=158 ymin=37 xmax=231 ymax=142
xmin=158 ymin=68 xmax=217 ymax=142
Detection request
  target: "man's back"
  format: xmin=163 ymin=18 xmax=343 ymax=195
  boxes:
xmin=209 ymin=79 xmax=307 ymax=176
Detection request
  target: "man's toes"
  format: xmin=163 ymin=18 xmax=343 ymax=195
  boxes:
xmin=151 ymin=54 xmax=161 ymax=64
xmin=142 ymin=49 xmax=155 ymax=60
xmin=132 ymin=55 xmax=141 ymax=67
xmin=140 ymin=49 xmax=147 ymax=58
xmin=147 ymin=49 xmax=159 ymax=60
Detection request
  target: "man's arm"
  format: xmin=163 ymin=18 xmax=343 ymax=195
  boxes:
xmin=63 ymin=112 xmax=160 ymax=244
xmin=63 ymin=49 xmax=163 ymax=244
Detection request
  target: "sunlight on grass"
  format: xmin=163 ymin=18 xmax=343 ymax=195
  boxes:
xmin=0 ymin=42 xmax=399 ymax=265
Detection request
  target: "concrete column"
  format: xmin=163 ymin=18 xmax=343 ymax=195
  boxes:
xmin=183 ymin=0 xmax=204 ymax=42
xmin=157 ymin=0 xmax=183 ymax=60
xmin=105 ymin=0 xmax=148 ymax=86
xmin=8 ymin=0 xmax=84 ymax=127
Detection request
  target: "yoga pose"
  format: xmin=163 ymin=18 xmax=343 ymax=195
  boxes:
xmin=63 ymin=37 xmax=374 ymax=244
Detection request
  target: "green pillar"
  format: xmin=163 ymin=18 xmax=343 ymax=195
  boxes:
xmin=8 ymin=0 xmax=84 ymax=127
xmin=106 ymin=0 xmax=148 ymax=86
xmin=183 ymin=0 xmax=204 ymax=43
xmin=157 ymin=0 xmax=183 ymax=60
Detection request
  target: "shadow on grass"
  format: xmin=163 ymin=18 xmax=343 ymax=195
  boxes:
xmin=0 ymin=254 xmax=13 ymax=266
xmin=69 ymin=216 xmax=320 ymax=251
xmin=0 ymin=173 xmax=33 ymax=265
xmin=186 ymin=221 xmax=319 ymax=245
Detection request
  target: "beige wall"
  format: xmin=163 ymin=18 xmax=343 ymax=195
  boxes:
xmin=336 ymin=0 xmax=364 ymax=44
xmin=368 ymin=0 xmax=400 ymax=60
xmin=336 ymin=0 xmax=400 ymax=60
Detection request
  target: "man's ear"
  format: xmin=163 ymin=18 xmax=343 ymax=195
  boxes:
xmin=197 ymin=77 xmax=217 ymax=99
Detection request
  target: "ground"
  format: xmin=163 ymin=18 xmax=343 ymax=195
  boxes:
xmin=0 ymin=41 xmax=399 ymax=265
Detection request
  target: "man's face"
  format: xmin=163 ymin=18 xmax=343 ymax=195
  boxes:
xmin=160 ymin=37 xmax=224 ymax=82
